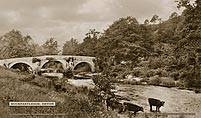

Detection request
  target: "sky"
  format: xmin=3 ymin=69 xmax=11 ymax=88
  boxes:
xmin=0 ymin=0 xmax=182 ymax=47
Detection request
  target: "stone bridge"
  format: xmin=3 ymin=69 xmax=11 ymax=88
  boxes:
xmin=0 ymin=55 xmax=96 ymax=74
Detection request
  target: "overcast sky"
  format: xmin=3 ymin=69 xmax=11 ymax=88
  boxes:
xmin=0 ymin=0 xmax=181 ymax=47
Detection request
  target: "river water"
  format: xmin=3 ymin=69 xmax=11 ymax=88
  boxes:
xmin=114 ymin=84 xmax=201 ymax=118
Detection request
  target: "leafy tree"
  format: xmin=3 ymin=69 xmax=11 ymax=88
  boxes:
xmin=76 ymin=29 xmax=100 ymax=56
xmin=144 ymin=19 xmax=150 ymax=25
xmin=32 ymin=44 xmax=45 ymax=56
xmin=42 ymin=37 xmax=59 ymax=55
xmin=155 ymin=14 xmax=182 ymax=44
xmin=62 ymin=38 xmax=79 ymax=55
xmin=173 ymin=0 xmax=201 ymax=88
xmin=169 ymin=12 xmax=179 ymax=19
xmin=0 ymin=30 xmax=36 ymax=59
xmin=174 ymin=0 xmax=201 ymax=59
xmin=150 ymin=15 xmax=161 ymax=24
xmin=95 ymin=16 xmax=154 ymax=67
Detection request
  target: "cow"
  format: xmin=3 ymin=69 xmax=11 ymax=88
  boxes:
xmin=106 ymin=98 xmax=124 ymax=113
xmin=148 ymin=98 xmax=165 ymax=112
xmin=123 ymin=102 xmax=144 ymax=115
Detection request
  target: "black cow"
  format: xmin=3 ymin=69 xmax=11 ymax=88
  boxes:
xmin=148 ymin=98 xmax=165 ymax=112
xmin=123 ymin=102 xmax=144 ymax=115
xmin=106 ymin=98 xmax=124 ymax=113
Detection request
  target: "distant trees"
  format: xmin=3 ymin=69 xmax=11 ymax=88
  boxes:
xmin=41 ymin=37 xmax=59 ymax=55
xmin=76 ymin=29 xmax=100 ymax=56
xmin=150 ymin=15 xmax=162 ymax=24
xmin=169 ymin=12 xmax=179 ymax=19
xmin=0 ymin=31 xmax=60 ymax=59
xmin=173 ymin=0 xmax=201 ymax=61
xmin=93 ymin=16 xmax=154 ymax=67
xmin=172 ymin=0 xmax=201 ymax=88
xmin=0 ymin=30 xmax=36 ymax=59
xmin=62 ymin=38 xmax=78 ymax=55
xmin=144 ymin=19 xmax=150 ymax=25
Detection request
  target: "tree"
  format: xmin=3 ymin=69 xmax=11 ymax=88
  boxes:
xmin=85 ymin=29 xmax=100 ymax=41
xmin=144 ymin=19 xmax=150 ymax=25
xmin=62 ymin=38 xmax=79 ymax=55
xmin=169 ymin=12 xmax=179 ymax=19
xmin=176 ymin=0 xmax=194 ymax=10
xmin=173 ymin=0 xmax=201 ymax=88
xmin=76 ymin=29 xmax=100 ymax=56
xmin=174 ymin=0 xmax=201 ymax=57
xmin=150 ymin=15 xmax=160 ymax=24
xmin=42 ymin=37 xmax=59 ymax=55
xmin=0 ymin=29 xmax=36 ymax=59
xmin=94 ymin=16 xmax=153 ymax=66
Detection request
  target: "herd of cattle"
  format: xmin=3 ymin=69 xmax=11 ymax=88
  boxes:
xmin=105 ymin=97 xmax=165 ymax=115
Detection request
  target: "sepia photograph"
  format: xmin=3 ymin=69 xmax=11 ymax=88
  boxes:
xmin=0 ymin=0 xmax=200 ymax=118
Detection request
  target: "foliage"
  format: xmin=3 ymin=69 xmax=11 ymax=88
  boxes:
xmin=160 ymin=77 xmax=176 ymax=87
xmin=92 ymin=75 xmax=114 ymax=93
xmin=62 ymin=38 xmax=79 ymax=55
xmin=0 ymin=66 xmax=116 ymax=118
xmin=42 ymin=37 xmax=59 ymax=55
xmin=148 ymin=75 xmax=161 ymax=86
xmin=150 ymin=15 xmax=162 ymax=24
xmin=76 ymin=29 xmax=100 ymax=56
xmin=172 ymin=0 xmax=201 ymax=88
xmin=95 ymin=16 xmax=154 ymax=66
xmin=0 ymin=30 xmax=36 ymax=58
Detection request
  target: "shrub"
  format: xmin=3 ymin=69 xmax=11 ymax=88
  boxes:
xmin=145 ymin=69 xmax=156 ymax=77
xmin=160 ymin=77 xmax=176 ymax=87
xmin=170 ymin=71 xmax=180 ymax=81
xmin=179 ymin=65 xmax=201 ymax=88
xmin=0 ymin=68 xmax=116 ymax=118
xmin=155 ymin=68 xmax=169 ymax=77
xmin=175 ymin=80 xmax=185 ymax=88
xmin=92 ymin=75 xmax=115 ymax=92
xmin=132 ymin=67 xmax=147 ymax=77
xmin=148 ymin=75 xmax=161 ymax=86
xmin=148 ymin=57 xmax=165 ymax=69
xmin=145 ymin=68 xmax=169 ymax=78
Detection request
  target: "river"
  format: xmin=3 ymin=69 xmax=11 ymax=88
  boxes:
xmin=114 ymin=84 xmax=201 ymax=118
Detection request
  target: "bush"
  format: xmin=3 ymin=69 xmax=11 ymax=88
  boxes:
xmin=145 ymin=69 xmax=156 ymax=77
xmin=175 ymin=80 xmax=185 ymax=88
xmin=132 ymin=67 xmax=148 ymax=77
xmin=170 ymin=71 xmax=180 ymax=81
xmin=148 ymin=75 xmax=161 ymax=86
xmin=155 ymin=68 xmax=169 ymax=77
xmin=145 ymin=68 xmax=169 ymax=78
xmin=160 ymin=77 xmax=176 ymax=87
xmin=148 ymin=57 xmax=165 ymax=69
xmin=179 ymin=65 xmax=201 ymax=88
xmin=0 ymin=67 xmax=116 ymax=118
xmin=92 ymin=75 xmax=115 ymax=92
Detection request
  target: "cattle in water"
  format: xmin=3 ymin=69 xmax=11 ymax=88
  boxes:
xmin=105 ymin=98 xmax=124 ymax=113
xmin=123 ymin=102 xmax=144 ymax=115
xmin=148 ymin=98 xmax=165 ymax=112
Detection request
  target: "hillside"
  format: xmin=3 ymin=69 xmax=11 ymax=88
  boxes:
xmin=0 ymin=66 xmax=115 ymax=118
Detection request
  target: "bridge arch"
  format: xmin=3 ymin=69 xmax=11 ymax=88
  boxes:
xmin=9 ymin=62 xmax=33 ymax=73
xmin=73 ymin=61 xmax=94 ymax=73
xmin=40 ymin=59 xmax=66 ymax=73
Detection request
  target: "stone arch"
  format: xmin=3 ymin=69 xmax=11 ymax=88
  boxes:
xmin=9 ymin=62 xmax=33 ymax=73
xmin=73 ymin=61 xmax=93 ymax=74
xmin=40 ymin=60 xmax=65 ymax=73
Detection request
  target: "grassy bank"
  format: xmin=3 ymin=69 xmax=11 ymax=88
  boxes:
xmin=0 ymin=66 xmax=116 ymax=118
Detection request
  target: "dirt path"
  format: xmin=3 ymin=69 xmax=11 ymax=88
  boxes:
xmin=115 ymin=84 xmax=201 ymax=118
